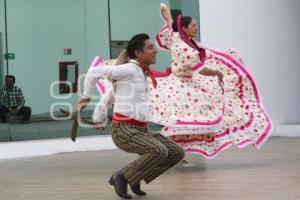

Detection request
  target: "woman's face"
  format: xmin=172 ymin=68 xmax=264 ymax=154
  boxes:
xmin=183 ymin=19 xmax=198 ymax=38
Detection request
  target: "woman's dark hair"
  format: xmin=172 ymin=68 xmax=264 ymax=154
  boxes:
xmin=172 ymin=16 xmax=193 ymax=32
xmin=172 ymin=16 xmax=206 ymax=62
xmin=127 ymin=33 xmax=150 ymax=59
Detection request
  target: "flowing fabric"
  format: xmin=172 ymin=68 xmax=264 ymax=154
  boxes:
xmin=91 ymin=15 xmax=272 ymax=158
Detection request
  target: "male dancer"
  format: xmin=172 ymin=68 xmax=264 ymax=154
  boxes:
xmin=78 ymin=33 xmax=184 ymax=199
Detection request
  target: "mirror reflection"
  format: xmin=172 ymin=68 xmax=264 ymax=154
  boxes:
xmin=0 ymin=0 xmax=199 ymax=142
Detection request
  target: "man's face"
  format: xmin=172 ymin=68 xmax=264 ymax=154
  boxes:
xmin=136 ymin=39 xmax=158 ymax=65
xmin=5 ymin=77 xmax=14 ymax=88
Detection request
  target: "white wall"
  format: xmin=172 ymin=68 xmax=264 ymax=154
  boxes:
xmin=199 ymin=0 xmax=300 ymax=124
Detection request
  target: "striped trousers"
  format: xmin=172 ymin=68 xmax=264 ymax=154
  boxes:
xmin=111 ymin=122 xmax=185 ymax=186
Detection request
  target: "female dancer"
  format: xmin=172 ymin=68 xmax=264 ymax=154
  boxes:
xmin=91 ymin=3 xmax=272 ymax=161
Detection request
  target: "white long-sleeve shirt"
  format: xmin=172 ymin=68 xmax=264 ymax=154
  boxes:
xmin=84 ymin=60 xmax=150 ymax=122
xmin=92 ymin=87 xmax=114 ymax=123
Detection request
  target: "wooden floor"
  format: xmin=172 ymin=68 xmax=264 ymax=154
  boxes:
xmin=0 ymin=137 xmax=299 ymax=200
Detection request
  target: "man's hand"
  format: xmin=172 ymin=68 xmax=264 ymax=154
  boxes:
xmin=93 ymin=121 xmax=104 ymax=130
xmin=77 ymin=96 xmax=91 ymax=112
xmin=9 ymin=108 xmax=18 ymax=115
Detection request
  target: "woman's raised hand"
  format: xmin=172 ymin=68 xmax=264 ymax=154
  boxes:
xmin=160 ymin=3 xmax=173 ymax=28
xmin=160 ymin=3 xmax=171 ymax=21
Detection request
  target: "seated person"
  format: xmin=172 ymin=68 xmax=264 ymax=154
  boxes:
xmin=0 ymin=75 xmax=31 ymax=123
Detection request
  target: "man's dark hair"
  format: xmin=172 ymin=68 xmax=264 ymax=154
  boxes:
xmin=126 ymin=33 xmax=150 ymax=59
xmin=5 ymin=75 xmax=16 ymax=83
xmin=172 ymin=16 xmax=193 ymax=32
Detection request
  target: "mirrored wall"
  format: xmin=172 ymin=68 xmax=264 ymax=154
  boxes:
xmin=0 ymin=0 xmax=200 ymax=142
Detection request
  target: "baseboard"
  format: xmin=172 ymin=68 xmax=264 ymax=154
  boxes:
xmin=0 ymin=135 xmax=117 ymax=160
xmin=272 ymin=124 xmax=300 ymax=137
xmin=0 ymin=124 xmax=299 ymax=160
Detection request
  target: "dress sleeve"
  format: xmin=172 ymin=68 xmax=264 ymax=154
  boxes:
xmin=155 ymin=25 xmax=173 ymax=51
xmin=155 ymin=7 xmax=174 ymax=51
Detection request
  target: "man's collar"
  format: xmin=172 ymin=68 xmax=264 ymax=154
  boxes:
xmin=129 ymin=59 xmax=150 ymax=69
xmin=3 ymin=85 xmax=15 ymax=90
xmin=129 ymin=59 xmax=139 ymax=65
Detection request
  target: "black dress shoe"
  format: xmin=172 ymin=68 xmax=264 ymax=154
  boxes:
xmin=109 ymin=173 xmax=132 ymax=199
xmin=130 ymin=182 xmax=146 ymax=196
